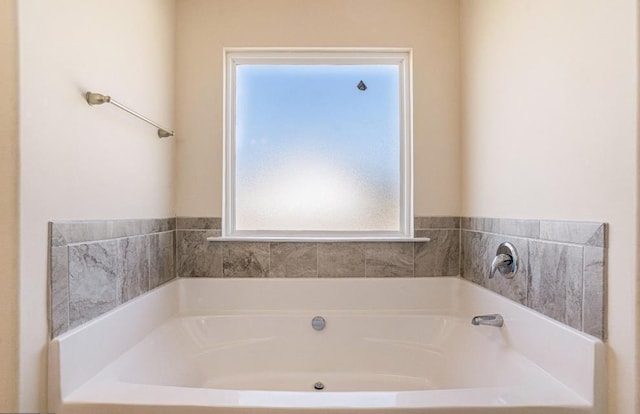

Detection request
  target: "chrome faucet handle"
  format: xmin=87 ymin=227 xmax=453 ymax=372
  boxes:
xmin=489 ymin=253 xmax=512 ymax=278
xmin=488 ymin=242 xmax=518 ymax=279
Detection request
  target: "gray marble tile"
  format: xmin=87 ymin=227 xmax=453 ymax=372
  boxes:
xmin=164 ymin=218 xmax=177 ymax=231
xmin=461 ymin=217 xmax=540 ymax=238
xmin=414 ymin=230 xmax=459 ymax=277
xmin=52 ymin=218 xmax=176 ymax=246
xmin=505 ymin=218 xmax=540 ymax=238
xmin=317 ymin=243 xmax=365 ymax=277
xmin=177 ymin=230 xmax=222 ymax=277
xmin=583 ymin=247 xmax=606 ymax=339
xmin=269 ymin=243 xmax=317 ymax=278
xmin=460 ymin=217 xmax=473 ymax=230
xmin=461 ymin=217 xmax=491 ymax=231
xmin=150 ymin=232 xmax=175 ymax=288
xmin=50 ymin=246 xmax=69 ymax=338
xmin=110 ymin=218 xmax=175 ymax=239
xmin=144 ymin=218 xmax=175 ymax=233
xmin=414 ymin=230 xmax=432 ymax=238
xmin=117 ymin=236 xmax=149 ymax=303
xmin=202 ymin=229 xmax=222 ymax=238
xmin=51 ymin=221 xmax=112 ymax=247
xmin=540 ymin=221 xmax=606 ymax=247
xmin=223 ymin=242 xmax=270 ymax=278
xmin=461 ymin=217 xmax=496 ymax=232
xmin=177 ymin=217 xmax=221 ymax=230
xmin=460 ymin=230 xmax=486 ymax=286
xmin=365 ymin=243 xmax=414 ymax=277
xmin=414 ymin=217 xmax=460 ymax=229
xmin=50 ymin=221 xmax=66 ymax=248
xmin=110 ymin=220 xmax=143 ymax=239
xmin=528 ymin=241 xmax=583 ymax=329
xmin=68 ymin=241 xmax=118 ymax=329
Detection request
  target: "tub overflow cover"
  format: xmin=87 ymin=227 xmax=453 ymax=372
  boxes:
xmin=314 ymin=382 xmax=325 ymax=390
xmin=311 ymin=316 xmax=326 ymax=331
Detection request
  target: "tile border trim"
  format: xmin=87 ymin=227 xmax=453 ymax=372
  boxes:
xmin=461 ymin=217 xmax=606 ymax=247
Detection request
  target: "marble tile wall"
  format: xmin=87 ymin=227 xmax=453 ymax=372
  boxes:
xmin=49 ymin=218 xmax=176 ymax=338
xmin=175 ymin=217 xmax=460 ymax=278
xmin=461 ymin=218 xmax=607 ymax=339
xmin=49 ymin=215 xmax=606 ymax=341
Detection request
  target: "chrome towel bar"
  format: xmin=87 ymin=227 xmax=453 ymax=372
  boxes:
xmin=85 ymin=92 xmax=174 ymax=138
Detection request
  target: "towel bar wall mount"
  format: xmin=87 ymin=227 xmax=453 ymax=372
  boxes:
xmin=85 ymin=92 xmax=175 ymax=138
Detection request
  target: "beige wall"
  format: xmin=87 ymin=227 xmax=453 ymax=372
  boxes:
xmin=14 ymin=0 xmax=637 ymax=411
xmin=0 ymin=0 xmax=18 ymax=411
xmin=460 ymin=1 xmax=638 ymax=413
xmin=175 ymin=0 xmax=461 ymax=217
xmin=17 ymin=1 xmax=176 ymax=411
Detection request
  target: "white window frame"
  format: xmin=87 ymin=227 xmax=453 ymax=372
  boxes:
xmin=223 ymin=48 xmax=413 ymax=239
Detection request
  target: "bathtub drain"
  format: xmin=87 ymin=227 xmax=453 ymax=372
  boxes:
xmin=313 ymin=382 xmax=325 ymax=391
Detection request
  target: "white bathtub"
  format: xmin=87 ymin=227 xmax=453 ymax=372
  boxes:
xmin=49 ymin=277 xmax=605 ymax=414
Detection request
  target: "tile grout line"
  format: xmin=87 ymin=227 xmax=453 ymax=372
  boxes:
xmin=268 ymin=242 xmax=271 ymax=278
xmin=363 ymin=243 xmax=367 ymax=278
xmin=458 ymin=217 xmax=462 ymax=276
xmin=525 ymin=239 xmax=530 ymax=308
xmin=146 ymin=234 xmax=151 ymax=292
xmin=412 ymin=241 xmax=415 ymax=278
xmin=581 ymin=246 xmax=586 ymax=333
xmin=174 ymin=229 xmax=178 ymax=279
xmin=314 ymin=243 xmax=319 ymax=278
xmin=65 ymin=244 xmax=70 ymax=336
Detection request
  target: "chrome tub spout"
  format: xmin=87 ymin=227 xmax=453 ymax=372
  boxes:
xmin=471 ymin=314 xmax=504 ymax=327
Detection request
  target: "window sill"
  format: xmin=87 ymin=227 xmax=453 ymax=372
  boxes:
xmin=206 ymin=237 xmax=431 ymax=243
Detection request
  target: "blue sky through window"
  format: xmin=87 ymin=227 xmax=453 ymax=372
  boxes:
xmin=235 ymin=64 xmax=400 ymax=231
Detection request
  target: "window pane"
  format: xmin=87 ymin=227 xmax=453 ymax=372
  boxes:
xmin=235 ymin=64 xmax=400 ymax=231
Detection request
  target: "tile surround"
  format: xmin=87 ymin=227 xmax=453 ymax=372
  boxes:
xmin=176 ymin=217 xmax=221 ymax=230
xmin=460 ymin=217 xmax=607 ymax=339
xmin=50 ymin=246 xmax=69 ymax=337
xmin=414 ymin=216 xmax=460 ymax=229
xmin=540 ymin=220 xmax=606 ymax=247
xmin=414 ymin=230 xmax=459 ymax=277
xmin=51 ymin=218 xmax=175 ymax=247
xmin=49 ymin=216 xmax=606 ymax=340
xmin=317 ymin=243 xmax=366 ymax=277
xmin=528 ymin=241 xmax=584 ymax=330
xmin=365 ymin=243 xmax=414 ymax=277
xmin=68 ymin=241 xmax=118 ymax=329
xmin=223 ymin=242 xmax=270 ymax=278
xmin=176 ymin=230 xmax=223 ymax=277
xmin=176 ymin=217 xmax=461 ymax=279
xmin=118 ymin=236 xmax=149 ymax=303
xmin=461 ymin=231 xmax=528 ymax=304
xmin=583 ymin=246 xmax=606 ymax=338
xmin=149 ymin=232 xmax=175 ymax=288
xmin=49 ymin=219 xmax=177 ymax=338
xmin=269 ymin=243 xmax=317 ymax=278
xmin=461 ymin=217 xmax=540 ymax=239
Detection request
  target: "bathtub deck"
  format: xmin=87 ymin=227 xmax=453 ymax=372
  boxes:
xmin=49 ymin=277 xmax=605 ymax=414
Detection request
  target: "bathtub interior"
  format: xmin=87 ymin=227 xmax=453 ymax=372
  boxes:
xmin=49 ymin=277 xmax=605 ymax=413
xmin=111 ymin=313 xmax=566 ymax=393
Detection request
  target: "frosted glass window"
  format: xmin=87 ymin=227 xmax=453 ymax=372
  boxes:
xmin=225 ymin=50 xmax=412 ymax=236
